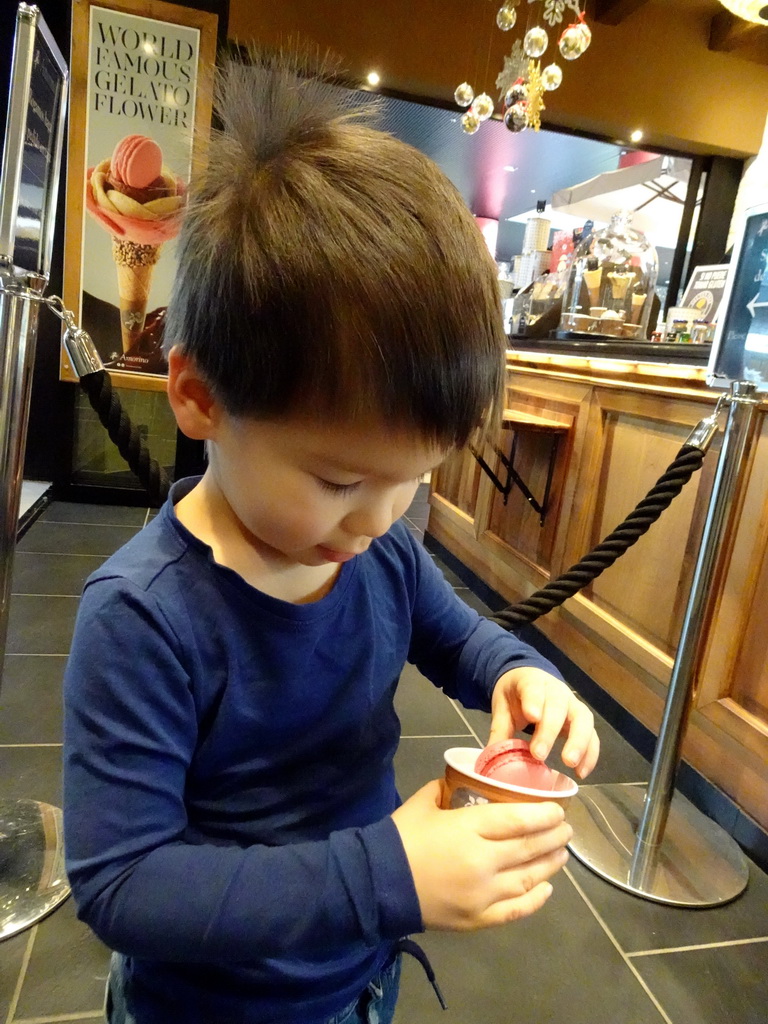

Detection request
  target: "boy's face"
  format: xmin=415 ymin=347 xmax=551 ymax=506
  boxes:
xmin=208 ymin=411 xmax=447 ymax=567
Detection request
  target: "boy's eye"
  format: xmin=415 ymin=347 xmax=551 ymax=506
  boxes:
xmin=316 ymin=478 xmax=361 ymax=495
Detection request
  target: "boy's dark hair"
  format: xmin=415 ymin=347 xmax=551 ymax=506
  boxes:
xmin=165 ymin=50 xmax=505 ymax=448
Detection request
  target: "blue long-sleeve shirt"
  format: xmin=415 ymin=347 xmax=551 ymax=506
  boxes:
xmin=63 ymin=478 xmax=560 ymax=1024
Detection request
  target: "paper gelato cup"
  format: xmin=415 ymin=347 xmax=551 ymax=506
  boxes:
xmin=441 ymin=747 xmax=578 ymax=810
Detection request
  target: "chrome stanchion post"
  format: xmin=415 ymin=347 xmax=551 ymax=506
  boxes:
xmin=628 ymin=381 xmax=758 ymax=892
xmin=567 ymin=384 xmax=751 ymax=907
xmin=0 ymin=267 xmax=71 ymax=943
xmin=0 ymin=266 xmax=45 ymax=663
xmin=0 ymin=3 xmax=71 ymax=940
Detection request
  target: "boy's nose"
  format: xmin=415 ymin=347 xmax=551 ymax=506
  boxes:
xmin=342 ymin=498 xmax=395 ymax=541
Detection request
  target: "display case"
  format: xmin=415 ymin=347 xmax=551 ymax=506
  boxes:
xmin=558 ymin=211 xmax=659 ymax=340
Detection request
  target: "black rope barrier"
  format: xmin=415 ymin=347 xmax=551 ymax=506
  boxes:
xmin=490 ymin=444 xmax=706 ymax=630
xmin=78 ymin=370 xmax=171 ymax=507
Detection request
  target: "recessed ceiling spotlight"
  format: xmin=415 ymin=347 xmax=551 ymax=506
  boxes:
xmin=630 ymin=129 xmax=644 ymax=143
xmin=530 ymin=189 xmax=536 ymax=193
xmin=504 ymin=165 xmax=518 ymax=172
xmin=366 ymin=71 xmax=380 ymax=86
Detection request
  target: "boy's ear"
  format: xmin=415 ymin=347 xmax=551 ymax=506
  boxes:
xmin=166 ymin=346 xmax=221 ymax=441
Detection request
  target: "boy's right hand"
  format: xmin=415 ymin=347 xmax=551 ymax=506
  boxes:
xmin=391 ymin=780 xmax=572 ymax=931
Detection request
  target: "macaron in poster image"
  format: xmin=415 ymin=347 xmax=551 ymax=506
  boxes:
xmin=81 ymin=5 xmax=199 ymax=375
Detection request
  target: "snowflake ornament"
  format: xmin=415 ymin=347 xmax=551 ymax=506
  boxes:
xmin=495 ymin=39 xmax=528 ymax=99
xmin=543 ymin=0 xmax=566 ymax=24
xmin=525 ymin=60 xmax=546 ymax=131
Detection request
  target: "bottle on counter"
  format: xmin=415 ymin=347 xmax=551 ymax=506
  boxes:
xmin=691 ymin=320 xmax=710 ymax=344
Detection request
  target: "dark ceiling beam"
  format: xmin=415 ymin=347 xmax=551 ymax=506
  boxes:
xmin=708 ymin=9 xmax=768 ymax=64
xmin=709 ymin=9 xmax=767 ymax=52
xmin=592 ymin=0 xmax=650 ymax=26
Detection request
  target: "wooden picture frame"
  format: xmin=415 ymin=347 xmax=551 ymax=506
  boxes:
xmin=62 ymin=0 xmax=217 ymax=391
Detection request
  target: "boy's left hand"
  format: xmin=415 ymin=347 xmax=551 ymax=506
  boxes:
xmin=489 ymin=667 xmax=600 ymax=779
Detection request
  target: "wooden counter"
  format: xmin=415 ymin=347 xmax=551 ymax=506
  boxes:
xmin=428 ymin=349 xmax=768 ymax=835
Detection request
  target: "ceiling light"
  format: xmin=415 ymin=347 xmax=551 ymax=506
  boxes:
xmin=630 ymin=129 xmax=644 ymax=143
xmin=366 ymin=71 xmax=380 ymax=86
xmin=504 ymin=165 xmax=518 ymax=172
xmin=717 ymin=0 xmax=768 ymax=23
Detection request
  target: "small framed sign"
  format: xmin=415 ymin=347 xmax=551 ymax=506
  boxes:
xmin=708 ymin=204 xmax=768 ymax=393
xmin=0 ymin=3 xmax=68 ymax=279
xmin=679 ymin=264 xmax=729 ymax=323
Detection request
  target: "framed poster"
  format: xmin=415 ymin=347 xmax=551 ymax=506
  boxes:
xmin=62 ymin=0 xmax=217 ymax=389
xmin=679 ymin=263 xmax=729 ymax=324
xmin=0 ymin=3 xmax=68 ymax=279
xmin=708 ymin=204 xmax=768 ymax=393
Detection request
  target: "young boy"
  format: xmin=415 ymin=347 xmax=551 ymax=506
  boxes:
xmin=63 ymin=52 xmax=599 ymax=1024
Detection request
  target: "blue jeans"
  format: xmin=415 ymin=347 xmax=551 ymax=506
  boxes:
xmin=105 ymin=952 xmax=401 ymax=1024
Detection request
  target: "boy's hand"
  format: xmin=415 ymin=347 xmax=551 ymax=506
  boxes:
xmin=490 ymin=667 xmax=599 ymax=779
xmin=391 ymin=780 xmax=571 ymax=931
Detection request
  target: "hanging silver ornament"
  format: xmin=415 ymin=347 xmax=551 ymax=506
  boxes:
xmin=473 ymin=93 xmax=495 ymax=121
xmin=496 ymin=4 xmax=517 ymax=30
xmin=503 ymin=102 xmax=528 ymax=133
xmin=461 ymin=111 xmax=481 ymax=134
xmin=576 ymin=21 xmax=592 ymax=52
xmin=504 ymin=81 xmax=528 ymax=108
xmin=524 ymin=26 xmax=549 ymax=58
xmin=559 ymin=25 xmax=587 ymax=60
xmin=454 ymin=82 xmax=475 ymax=107
xmin=541 ymin=63 xmax=563 ymax=91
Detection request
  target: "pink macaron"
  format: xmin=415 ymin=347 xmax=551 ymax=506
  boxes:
xmin=111 ymin=134 xmax=163 ymax=189
xmin=475 ymin=739 xmax=559 ymax=791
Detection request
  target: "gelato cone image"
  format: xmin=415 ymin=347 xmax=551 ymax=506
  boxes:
xmin=583 ymin=266 xmax=602 ymax=306
xmin=607 ymin=271 xmax=633 ymax=301
xmin=86 ymin=135 xmax=185 ymax=353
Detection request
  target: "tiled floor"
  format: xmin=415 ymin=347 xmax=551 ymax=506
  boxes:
xmin=1 ymin=485 xmax=766 ymax=1023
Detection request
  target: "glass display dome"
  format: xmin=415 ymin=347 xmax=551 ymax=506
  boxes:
xmin=558 ymin=211 xmax=659 ymax=340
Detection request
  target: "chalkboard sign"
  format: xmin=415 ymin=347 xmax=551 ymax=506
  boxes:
xmin=0 ymin=4 xmax=68 ymax=278
xmin=708 ymin=203 xmax=768 ymax=394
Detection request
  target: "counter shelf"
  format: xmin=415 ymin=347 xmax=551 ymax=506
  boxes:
xmin=470 ymin=410 xmax=568 ymax=527
xmin=509 ymin=333 xmax=712 ymax=366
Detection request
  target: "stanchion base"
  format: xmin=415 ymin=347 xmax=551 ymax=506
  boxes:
xmin=0 ymin=799 xmax=70 ymax=941
xmin=567 ymin=783 xmax=749 ymax=907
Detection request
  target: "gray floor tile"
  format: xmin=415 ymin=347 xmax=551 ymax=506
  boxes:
xmin=14 ymin=897 xmax=110 ymax=1020
xmin=41 ymin=500 xmax=149 ymax=526
xmin=632 ymin=939 xmax=768 ymax=1024
xmin=405 ymin=524 xmax=425 ymax=541
xmin=453 ymin=700 xmax=493 ymax=742
xmin=5 ymin=595 xmax=80 ymax=655
xmin=430 ymin=554 xmax=474 ymax=590
xmin=0 ymin=655 xmax=66 ymax=744
xmin=404 ymin=514 xmax=428 ymax=530
xmin=574 ymin=714 xmax=650 ymax=786
xmin=0 ymin=745 xmax=64 ymax=806
xmin=395 ymin=736 xmax=473 ymax=799
xmin=393 ymin=870 xmax=669 ymax=1024
xmin=0 ymin=928 xmax=27 ymax=1021
xmin=567 ymin=856 xmax=768 ymax=952
xmin=11 ymin=551 xmax=106 ymax=596
xmin=456 ymin=588 xmax=495 ymax=617
xmin=17 ymin=521 xmax=140 ymax=557
xmin=395 ymin=663 xmax=474 ymax=738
